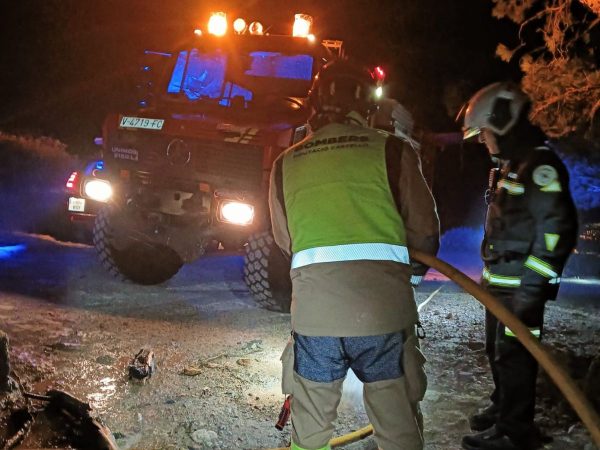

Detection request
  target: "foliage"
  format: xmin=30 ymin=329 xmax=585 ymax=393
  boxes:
xmin=520 ymin=57 xmax=600 ymax=137
xmin=491 ymin=0 xmax=600 ymax=138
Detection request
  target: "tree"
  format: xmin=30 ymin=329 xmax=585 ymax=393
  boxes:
xmin=492 ymin=0 xmax=600 ymax=139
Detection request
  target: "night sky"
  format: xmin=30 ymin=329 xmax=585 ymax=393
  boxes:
xmin=0 ymin=0 xmax=523 ymax=229
xmin=0 ymin=1 xmax=521 ymax=142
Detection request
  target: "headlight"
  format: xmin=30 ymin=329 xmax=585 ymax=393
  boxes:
xmin=84 ymin=179 xmax=113 ymax=202
xmin=219 ymin=201 xmax=254 ymax=226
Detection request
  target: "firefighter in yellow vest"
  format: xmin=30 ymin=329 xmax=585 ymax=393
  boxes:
xmin=269 ymin=60 xmax=440 ymax=450
xmin=460 ymin=82 xmax=578 ymax=450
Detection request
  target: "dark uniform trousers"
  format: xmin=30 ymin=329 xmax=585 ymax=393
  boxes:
xmin=484 ymin=285 xmax=546 ymax=442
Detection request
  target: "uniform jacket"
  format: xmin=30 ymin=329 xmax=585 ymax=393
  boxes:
xmin=269 ymin=118 xmax=440 ymax=337
xmin=482 ymin=145 xmax=578 ymax=300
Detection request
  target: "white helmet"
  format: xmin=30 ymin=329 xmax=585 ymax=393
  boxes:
xmin=462 ymin=82 xmax=529 ymax=140
xmin=371 ymin=98 xmax=414 ymax=135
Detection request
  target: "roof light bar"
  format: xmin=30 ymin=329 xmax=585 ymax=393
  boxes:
xmin=208 ymin=12 xmax=227 ymax=36
xmin=233 ymin=18 xmax=247 ymax=34
xmin=293 ymin=13 xmax=313 ymax=37
xmin=249 ymin=21 xmax=264 ymax=35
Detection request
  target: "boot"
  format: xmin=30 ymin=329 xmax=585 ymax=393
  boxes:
xmin=462 ymin=426 xmax=520 ymax=450
xmin=462 ymin=425 xmax=542 ymax=450
xmin=469 ymin=403 xmax=499 ymax=431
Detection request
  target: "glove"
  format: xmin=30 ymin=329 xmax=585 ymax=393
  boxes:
xmin=410 ymin=275 xmax=423 ymax=287
xmin=392 ymin=103 xmax=414 ymax=138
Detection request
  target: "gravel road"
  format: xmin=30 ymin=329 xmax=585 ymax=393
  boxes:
xmin=1 ymin=231 xmax=598 ymax=449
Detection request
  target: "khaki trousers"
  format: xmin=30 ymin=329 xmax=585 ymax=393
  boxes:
xmin=281 ymin=337 xmax=425 ymax=450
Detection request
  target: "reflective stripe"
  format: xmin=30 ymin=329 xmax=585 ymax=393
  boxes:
xmin=291 ymin=243 xmax=410 ymax=269
xmin=482 ymin=267 xmax=521 ymax=287
xmin=291 ymin=442 xmax=331 ymax=450
xmin=541 ymin=180 xmax=562 ymax=192
xmin=505 ymin=326 xmax=541 ymax=338
xmin=549 ymin=277 xmax=561 ymax=285
xmin=463 ymin=127 xmax=481 ymax=139
xmin=410 ymin=275 xmax=423 ymax=286
xmin=498 ymin=179 xmax=525 ymax=195
xmin=524 ymin=255 xmax=558 ymax=278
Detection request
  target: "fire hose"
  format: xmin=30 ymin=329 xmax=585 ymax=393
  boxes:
xmin=266 ymin=250 xmax=600 ymax=449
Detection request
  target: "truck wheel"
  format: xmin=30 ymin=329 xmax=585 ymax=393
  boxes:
xmin=93 ymin=206 xmax=183 ymax=285
xmin=243 ymin=231 xmax=292 ymax=313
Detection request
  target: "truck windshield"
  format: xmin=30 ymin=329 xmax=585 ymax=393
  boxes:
xmin=166 ymin=47 xmax=315 ymax=107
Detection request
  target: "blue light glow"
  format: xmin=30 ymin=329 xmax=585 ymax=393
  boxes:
xmin=95 ymin=160 xmax=104 ymax=170
xmin=557 ymin=152 xmax=600 ymax=211
xmin=246 ymin=52 xmax=313 ymax=80
xmin=167 ymin=51 xmax=188 ymax=94
xmin=166 ymin=48 xmax=314 ymax=105
xmin=219 ymin=82 xmax=252 ymax=107
xmin=0 ymin=244 xmax=27 ymax=260
xmin=167 ymin=49 xmax=227 ymax=100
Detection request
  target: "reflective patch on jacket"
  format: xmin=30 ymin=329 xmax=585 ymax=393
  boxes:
xmin=498 ymin=179 xmax=525 ymax=195
xmin=544 ymin=233 xmax=560 ymax=252
xmin=524 ymin=255 xmax=558 ymax=278
xmin=482 ymin=267 xmax=521 ymax=287
xmin=533 ymin=164 xmax=561 ymax=192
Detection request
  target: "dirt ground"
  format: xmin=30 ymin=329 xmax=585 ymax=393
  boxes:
xmin=0 ymin=231 xmax=598 ymax=450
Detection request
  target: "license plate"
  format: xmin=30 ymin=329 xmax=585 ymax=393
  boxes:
xmin=68 ymin=197 xmax=86 ymax=212
xmin=119 ymin=116 xmax=164 ymax=130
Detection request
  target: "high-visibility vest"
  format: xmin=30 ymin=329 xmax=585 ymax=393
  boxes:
xmin=282 ymin=122 xmax=409 ymax=269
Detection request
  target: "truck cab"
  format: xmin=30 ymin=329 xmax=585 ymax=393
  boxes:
xmin=67 ymin=13 xmax=342 ymax=311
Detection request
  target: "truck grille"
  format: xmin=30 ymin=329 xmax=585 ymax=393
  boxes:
xmin=123 ymin=135 xmax=264 ymax=191
xmin=188 ymin=140 xmax=263 ymax=189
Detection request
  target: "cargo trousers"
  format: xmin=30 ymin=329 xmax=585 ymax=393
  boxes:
xmin=280 ymin=329 xmax=426 ymax=450
xmin=485 ymin=287 xmax=546 ymax=443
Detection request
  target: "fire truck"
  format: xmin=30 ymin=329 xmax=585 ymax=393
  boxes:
xmin=65 ymin=13 xmax=354 ymax=312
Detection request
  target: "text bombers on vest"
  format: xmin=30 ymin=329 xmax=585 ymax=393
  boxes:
xmin=293 ymin=135 xmax=370 ymax=157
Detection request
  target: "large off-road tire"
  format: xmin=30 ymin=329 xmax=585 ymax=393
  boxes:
xmin=93 ymin=206 xmax=183 ymax=285
xmin=243 ymin=231 xmax=292 ymax=313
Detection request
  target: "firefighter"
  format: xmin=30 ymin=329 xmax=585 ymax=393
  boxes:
xmin=460 ymin=82 xmax=578 ymax=450
xmin=269 ymin=59 xmax=440 ymax=450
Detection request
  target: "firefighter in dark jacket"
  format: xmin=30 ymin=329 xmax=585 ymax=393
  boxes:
xmin=269 ymin=60 xmax=440 ymax=450
xmin=460 ymin=82 xmax=578 ymax=450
